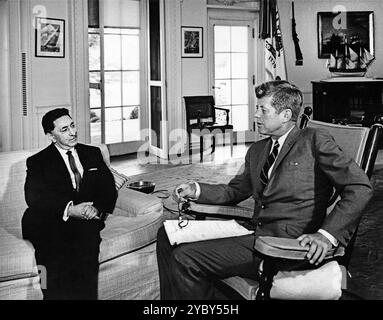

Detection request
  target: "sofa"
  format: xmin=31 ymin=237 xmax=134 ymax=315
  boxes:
xmin=0 ymin=144 xmax=164 ymax=300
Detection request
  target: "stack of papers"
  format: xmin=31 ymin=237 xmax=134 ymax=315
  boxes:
xmin=163 ymin=219 xmax=254 ymax=246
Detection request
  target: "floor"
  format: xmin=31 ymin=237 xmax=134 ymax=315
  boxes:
xmin=111 ymin=144 xmax=383 ymax=176
xmin=110 ymin=144 xmax=383 ymax=300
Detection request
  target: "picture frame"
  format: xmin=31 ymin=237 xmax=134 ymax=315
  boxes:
xmin=181 ymin=26 xmax=203 ymax=58
xmin=35 ymin=17 xmax=65 ymax=58
xmin=317 ymin=11 xmax=374 ymax=59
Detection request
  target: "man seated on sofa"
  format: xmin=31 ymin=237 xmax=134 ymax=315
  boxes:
xmin=22 ymin=108 xmax=117 ymax=300
xmin=156 ymin=80 xmax=373 ymax=300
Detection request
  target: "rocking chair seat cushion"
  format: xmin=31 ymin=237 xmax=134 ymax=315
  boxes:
xmin=222 ymin=260 xmax=344 ymax=300
xmin=270 ymin=260 xmax=343 ymax=300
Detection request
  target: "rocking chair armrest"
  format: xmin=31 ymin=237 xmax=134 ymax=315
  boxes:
xmin=254 ymin=236 xmax=345 ymax=261
xmin=214 ymin=107 xmax=230 ymax=113
xmin=186 ymin=202 xmax=253 ymax=220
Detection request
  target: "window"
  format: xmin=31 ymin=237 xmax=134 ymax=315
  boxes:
xmin=88 ymin=0 xmax=141 ymax=145
xmin=214 ymin=25 xmax=250 ymax=132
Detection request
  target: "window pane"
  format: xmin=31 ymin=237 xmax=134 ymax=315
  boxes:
xmin=122 ymin=71 xmax=140 ymax=106
xmin=123 ymin=106 xmax=140 ymax=141
xmin=89 ymin=71 xmax=100 ymax=83
xmin=90 ymin=109 xmax=102 ymax=144
xmin=215 ymin=53 xmax=231 ymax=79
xmin=105 ymin=108 xmax=122 ymax=144
xmin=149 ymin=0 xmax=161 ymax=81
xmin=122 ymin=34 xmax=140 ymax=70
xmin=215 ymin=107 xmax=231 ymax=125
xmin=214 ymin=26 xmax=230 ymax=52
xmin=104 ymin=27 xmax=121 ymax=35
xmin=232 ymin=105 xmax=249 ymax=131
xmin=88 ymin=33 xmax=100 ymax=70
xmin=231 ymin=26 xmax=248 ymax=52
xmin=121 ymin=29 xmax=139 ymax=35
xmin=89 ymin=72 xmax=101 ymax=109
xmin=105 ymin=72 xmax=122 ymax=107
xmin=150 ymin=86 xmax=162 ymax=148
xmin=88 ymin=0 xmax=99 ymax=28
xmin=232 ymin=53 xmax=248 ymax=78
xmin=104 ymin=0 xmax=140 ymax=28
xmin=215 ymin=80 xmax=231 ymax=106
xmin=89 ymin=88 xmax=101 ymax=109
xmin=104 ymin=34 xmax=121 ymax=70
xmin=232 ymin=79 xmax=248 ymax=105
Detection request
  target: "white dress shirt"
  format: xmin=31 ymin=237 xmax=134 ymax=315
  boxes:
xmin=267 ymin=126 xmax=294 ymax=177
xmin=54 ymin=144 xmax=84 ymax=221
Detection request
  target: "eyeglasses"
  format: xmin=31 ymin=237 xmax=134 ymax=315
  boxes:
xmin=177 ymin=200 xmax=190 ymax=229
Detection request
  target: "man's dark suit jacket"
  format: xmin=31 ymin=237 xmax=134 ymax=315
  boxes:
xmin=197 ymin=126 xmax=373 ymax=247
xmin=22 ymin=143 xmax=117 ymax=240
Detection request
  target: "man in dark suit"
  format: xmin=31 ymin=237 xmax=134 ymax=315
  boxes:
xmin=22 ymin=108 xmax=117 ymax=300
xmin=156 ymin=80 xmax=373 ymax=299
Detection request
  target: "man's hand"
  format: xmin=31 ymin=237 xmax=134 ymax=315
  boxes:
xmin=172 ymin=182 xmax=197 ymax=203
xmin=68 ymin=202 xmax=100 ymax=220
xmin=297 ymin=232 xmax=333 ymax=266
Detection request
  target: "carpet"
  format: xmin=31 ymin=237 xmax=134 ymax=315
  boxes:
xmin=124 ymin=158 xmax=254 ymax=215
xmin=124 ymin=159 xmax=383 ymax=300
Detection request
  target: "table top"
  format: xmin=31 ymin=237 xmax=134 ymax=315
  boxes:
xmin=313 ymin=77 xmax=383 ymax=83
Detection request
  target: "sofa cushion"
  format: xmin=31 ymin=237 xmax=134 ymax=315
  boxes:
xmin=0 ymin=228 xmax=38 ymax=282
xmin=0 ymin=150 xmax=37 ymax=236
xmin=114 ymin=187 xmax=163 ymax=217
xmin=99 ymin=210 xmax=164 ymax=263
xmin=109 ymin=167 xmax=129 ymax=190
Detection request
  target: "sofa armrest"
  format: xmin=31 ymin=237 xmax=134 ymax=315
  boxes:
xmin=186 ymin=202 xmax=253 ymax=220
xmin=113 ymin=186 xmax=163 ymax=217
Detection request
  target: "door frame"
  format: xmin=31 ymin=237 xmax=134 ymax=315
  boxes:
xmin=208 ymin=9 xmax=260 ymax=143
xmin=147 ymin=0 xmax=168 ymax=159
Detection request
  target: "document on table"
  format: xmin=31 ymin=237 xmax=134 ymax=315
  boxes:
xmin=163 ymin=219 xmax=254 ymax=246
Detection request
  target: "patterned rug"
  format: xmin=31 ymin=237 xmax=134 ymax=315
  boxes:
xmin=125 ymin=158 xmax=253 ymax=215
xmin=125 ymin=160 xmax=383 ymax=300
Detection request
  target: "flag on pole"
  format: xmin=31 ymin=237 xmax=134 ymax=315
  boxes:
xmin=260 ymin=0 xmax=287 ymax=81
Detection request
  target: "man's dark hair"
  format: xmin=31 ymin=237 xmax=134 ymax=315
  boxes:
xmin=255 ymin=80 xmax=303 ymax=121
xmin=42 ymin=108 xmax=72 ymax=134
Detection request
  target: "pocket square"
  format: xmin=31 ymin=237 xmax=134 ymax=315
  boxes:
xmin=88 ymin=168 xmax=99 ymax=171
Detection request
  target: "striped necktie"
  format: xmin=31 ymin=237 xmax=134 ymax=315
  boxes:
xmin=66 ymin=150 xmax=82 ymax=192
xmin=260 ymin=140 xmax=280 ymax=190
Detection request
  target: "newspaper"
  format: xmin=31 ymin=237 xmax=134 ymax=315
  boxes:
xmin=163 ymin=219 xmax=254 ymax=246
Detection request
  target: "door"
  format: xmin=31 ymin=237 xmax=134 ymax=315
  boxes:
xmin=209 ymin=16 xmax=258 ymax=143
xmin=147 ymin=0 xmax=168 ymax=159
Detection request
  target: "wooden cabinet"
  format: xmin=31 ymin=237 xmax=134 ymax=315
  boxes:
xmin=312 ymin=79 xmax=383 ymax=126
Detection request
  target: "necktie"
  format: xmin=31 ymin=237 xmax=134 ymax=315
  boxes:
xmin=260 ymin=140 xmax=280 ymax=190
xmin=66 ymin=150 xmax=82 ymax=192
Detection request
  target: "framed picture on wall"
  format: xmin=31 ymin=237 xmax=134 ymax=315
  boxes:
xmin=317 ymin=11 xmax=374 ymax=59
xmin=35 ymin=17 xmax=65 ymax=58
xmin=181 ymin=26 xmax=203 ymax=58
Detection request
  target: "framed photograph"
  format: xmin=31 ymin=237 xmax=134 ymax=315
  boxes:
xmin=181 ymin=26 xmax=203 ymax=58
xmin=317 ymin=11 xmax=374 ymax=59
xmin=35 ymin=17 xmax=65 ymax=58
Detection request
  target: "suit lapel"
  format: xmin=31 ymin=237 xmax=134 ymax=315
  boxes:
xmin=75 ymin=144 xmax=88 ymax=170
xmin=269 ymin=126 xmax=301 ymax=178
xmin=48 ymin=143 xmax=73 ymax=189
